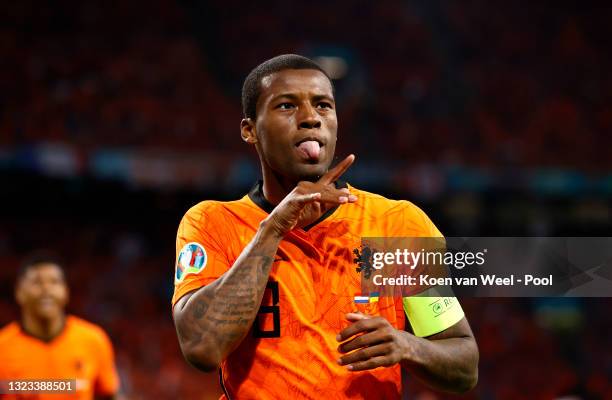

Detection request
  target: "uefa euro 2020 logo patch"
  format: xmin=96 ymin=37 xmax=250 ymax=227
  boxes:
xmin=176 ymin=242 xmax=207 ymax=282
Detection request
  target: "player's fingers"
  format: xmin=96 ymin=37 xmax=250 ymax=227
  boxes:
xmin=298 ymin=181 xmax=352 ymax=195
xmin=337 ymin=343 xmax=391 ymax=366
xmin=336 ymin=318 xmax=379 ymax=342
xmin=318 ymin=154 xmax=355 ymax=185
xmin=315 ymin=186 xmax=357 ymax=204
xmin=289 ymin=192 xmax=321 ymax=206
xmin=294 ymin=180 xmax=315 ymax=194
xmin=346 ymin=356 xmax=393 ymax=372
xmin=338 ymin=330 xmax=390 ymax=354
xmin=316 ymin=192 xmax=357 ymax=205
xmin=346 ymin=312 xmax=369 ymax=322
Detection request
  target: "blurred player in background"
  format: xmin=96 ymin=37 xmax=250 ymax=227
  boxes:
xmin=0 ymin=255 xmax=119 ymax=400
xmin=172 ymin=54 xmax=478 ymax=399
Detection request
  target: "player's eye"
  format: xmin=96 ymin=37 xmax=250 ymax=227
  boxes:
xmin=316 ymin=102 xmax=333 ymax=110
xmin=276 ymin=103 xmax=295 ymax=110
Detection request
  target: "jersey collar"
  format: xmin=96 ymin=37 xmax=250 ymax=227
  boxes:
xmin=247 ymin=180 xmax=348 ymax=231
xmin=19 ymin=315 xmax=68 ymax=344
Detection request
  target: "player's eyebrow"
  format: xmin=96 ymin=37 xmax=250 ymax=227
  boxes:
xmin=270 ymin=93 xmax=335 ymax=104
xmin=269 ymin=93 xmax=299 ymax=103
xmin=311 ymin=94 xmax=335 ymax=104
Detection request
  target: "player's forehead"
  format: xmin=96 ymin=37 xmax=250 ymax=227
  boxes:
xmin=259 ymin=69 xmax=333 ymax=102
xmin=23 ymin=263 xmax=65 ymax=281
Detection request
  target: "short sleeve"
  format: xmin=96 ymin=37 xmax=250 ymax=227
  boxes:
xmin=172 ymin=202 xmax=232 ymax=306
xmin=402 ymin=200 xmax=443 ymax=238
xmin=94 ymin=329 xmax=120 ymax=395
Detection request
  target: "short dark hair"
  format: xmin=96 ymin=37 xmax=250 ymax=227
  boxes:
xmin=241 ymin=54 xmax=334 ymax=120
xmin=16 ymin=251 xmax=65 ymax=284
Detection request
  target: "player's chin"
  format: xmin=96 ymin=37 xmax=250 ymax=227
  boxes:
xmin=35 ymin=305 xmax=62 ymax=319
xmin=293 ymin=162 xmax=328 ymax=182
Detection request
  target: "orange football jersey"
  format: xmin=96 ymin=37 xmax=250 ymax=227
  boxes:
xmin=173 ymin=181 xmax=447 ymax=400
xmin=0 ymin=315 xmax=119 ymax=399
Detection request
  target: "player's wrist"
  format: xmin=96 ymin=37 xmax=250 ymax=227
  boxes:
xmin=259 ymin=217 xmax=287 ymax=240
xmin=397 ymin=331 xmax=426 ymax=369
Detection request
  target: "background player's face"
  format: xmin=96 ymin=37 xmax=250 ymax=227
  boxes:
xmin=253 ymin=69 xmax=337 ymax=182
xmin=16 ymin=263 xmax=68 ymax=320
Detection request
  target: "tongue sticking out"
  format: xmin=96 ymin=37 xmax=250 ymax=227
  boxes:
xmin=297 ymin=140 xmax=321 ymax=160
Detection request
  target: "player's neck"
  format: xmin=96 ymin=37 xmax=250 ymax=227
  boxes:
xmin=261 ymin=169 xmax=297 ymax=206
xmin=21 ymin=311 xmax=66 ymax=342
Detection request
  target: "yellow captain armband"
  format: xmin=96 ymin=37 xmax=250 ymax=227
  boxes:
xmin=403 ymin=289 xmax=465 ymax=337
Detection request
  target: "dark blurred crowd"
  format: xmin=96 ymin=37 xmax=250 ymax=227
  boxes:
xmin=1 ymin=0 xmax=611 ymax=170
xmin=1 ymin=1 xmax=236 ymax=152
xmin=1 ymin=0 xmax=611 ymax=399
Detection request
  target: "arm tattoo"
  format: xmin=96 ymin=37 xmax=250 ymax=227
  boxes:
xmin=175 ymin=229 xmax=279 ymax=366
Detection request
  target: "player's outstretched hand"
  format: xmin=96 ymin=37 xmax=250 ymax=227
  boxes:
xmin=336 ymin=313 xmax=416 ymax=372
xmin=266 ymin=154 xmax=357 ymax=236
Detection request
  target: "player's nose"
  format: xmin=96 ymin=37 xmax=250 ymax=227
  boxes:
xmin=40 ymin=281 xmax=53 ymax=293
xmin=297 ymin=104 xmax=321 ymax=129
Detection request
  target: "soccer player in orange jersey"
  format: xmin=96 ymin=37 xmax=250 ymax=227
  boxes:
xmin=172 ymin=54 xmax=479 ymax=399
xmin=0 ymin=256 xmax=119 ymax=400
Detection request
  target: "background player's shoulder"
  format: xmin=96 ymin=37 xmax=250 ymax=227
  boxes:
xmin=67 ymin=315 xmax=111 ymax=342
xmin=0 ymin=321 xmax=21 ymax=344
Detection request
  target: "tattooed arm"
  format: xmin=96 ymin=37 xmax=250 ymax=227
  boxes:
xmin=172 ymin=220 xmax=283 ymax=371
xmin=172 ymin=155 xmax=358 ymax=371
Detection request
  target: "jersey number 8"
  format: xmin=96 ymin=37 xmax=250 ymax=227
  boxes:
xmin=253 ymin=281 xmax=281 ymax=338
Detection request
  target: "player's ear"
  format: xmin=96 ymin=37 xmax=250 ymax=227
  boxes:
xmin=240 ymin=118 xmax=258 ymax=144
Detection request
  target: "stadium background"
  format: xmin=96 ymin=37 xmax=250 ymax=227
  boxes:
xmin=1 ymin=1 xmax=611 ymax=399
